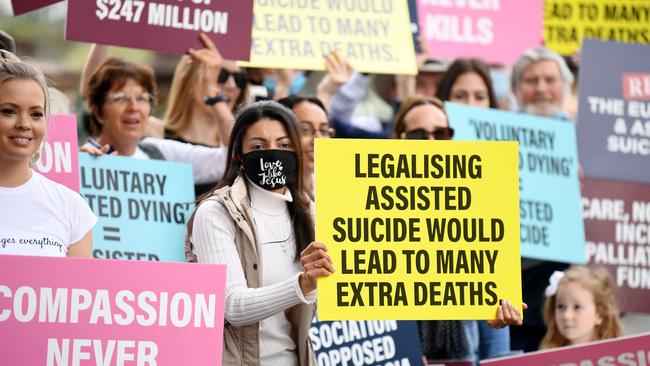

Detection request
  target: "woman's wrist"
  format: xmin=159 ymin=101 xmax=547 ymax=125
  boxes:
xmin=205 ymin=83 xmax=222 ymax=98
xmin=298 ymin=272 xmax=315 ymax=295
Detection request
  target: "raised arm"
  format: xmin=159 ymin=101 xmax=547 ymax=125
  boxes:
xmin=395 ymin=36 xmax=431 ymax=101
xmin=317 ymin=53 xmax=354 ymax=111
xmin=188 ymin=33 xmax=234 ymax=145
xmin=80 ymin=44 xmax=110 ymax=98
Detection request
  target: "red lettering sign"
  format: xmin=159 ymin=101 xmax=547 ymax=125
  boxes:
xmin=623 ymin=73 xmax=650 ymax=100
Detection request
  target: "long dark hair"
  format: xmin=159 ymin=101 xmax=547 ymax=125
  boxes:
xmin=197 ymin=100 xmax=314 ymax=259
xmin=435 ymin=58 xmax=497 ymax=109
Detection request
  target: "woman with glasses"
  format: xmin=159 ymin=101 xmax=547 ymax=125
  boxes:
xmin=80 ymin=52 xmax=227 ymax=186
xmin=277 ymin=96 xmax=333 ymax=200
xmin=186 ymin=101 xmax=333 ymax=365
xmin=392 ymin=95 xmax=454 ymax=141
xmin=393 ymin=96 xmax=519 ymax=366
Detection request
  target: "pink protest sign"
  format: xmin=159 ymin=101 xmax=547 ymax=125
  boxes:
xmin=0 ymin=254 xmax=226 ymax=365
xmin=33 ymin=114 xmax=80 ymax=192
xmin=417 ymin=0 xmax=543 ymax=64
xmin=480 ymin=332 xmax=650 ymax=366
xmin=66 ymin=0 xmax=253 ymax=60
xmin=11 ymin=0 xmax=61 ymax=15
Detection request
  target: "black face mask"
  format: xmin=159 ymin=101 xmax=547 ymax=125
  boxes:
xmin=242 ymin=150 xmax=297 ymax=191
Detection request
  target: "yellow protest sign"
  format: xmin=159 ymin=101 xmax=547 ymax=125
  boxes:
xmin=544 ymin=0 xmax=650 ymax=55
xmin=315 ymin=139 xmax=522 ymax=320
xmin=239 ymin=0 xmax=417 ymax=75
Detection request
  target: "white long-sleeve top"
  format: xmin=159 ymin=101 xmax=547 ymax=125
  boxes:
xmin=191 ymin=181 xmax=316 ymax=366
xmin=83 ymin=137 xmax=227 ymax=184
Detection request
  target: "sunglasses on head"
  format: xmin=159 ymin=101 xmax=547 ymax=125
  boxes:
xmin=218 ymin=69 xmax=248 ymax=89
xmin=403 ymin=127 xmax=454 ymax=140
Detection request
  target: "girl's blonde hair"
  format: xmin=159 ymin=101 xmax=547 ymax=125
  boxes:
xmin=0 ymin=50 xmax=50 ymax=166
xmin=540 ymin=266 xmax=622 ymax=349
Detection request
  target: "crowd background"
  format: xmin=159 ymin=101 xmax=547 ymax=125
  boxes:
xmin=1 ymin=1 xmax=650 ymax=364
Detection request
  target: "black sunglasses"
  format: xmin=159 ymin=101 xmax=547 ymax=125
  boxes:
xmin=218 ymin=69 xmax=248 ymax=89
xmin=403 ymin=127 xmax=454 ymax=140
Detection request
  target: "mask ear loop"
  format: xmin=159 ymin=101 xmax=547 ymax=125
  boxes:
xmin=236 ymin=154 xmax=244 ymax=172
xmin=233 ymin=149 xmax=245 ymax=173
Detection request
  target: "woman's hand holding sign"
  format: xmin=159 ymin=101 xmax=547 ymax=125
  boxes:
xmin=487 ymin=300 xmax=527 ymax=328
xmin=299 ymin=242 xmax=335 ymax=296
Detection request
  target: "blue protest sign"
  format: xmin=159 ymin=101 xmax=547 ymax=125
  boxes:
xmin=310 ymin=319 xmax=422 ymax=366
xmin=79 ymin=153 xmax=195 ymax=262
xmin=577 ymin=39 xmax=650 ymax=185
xmin=447 ymin=102 xmax=585 ymax=263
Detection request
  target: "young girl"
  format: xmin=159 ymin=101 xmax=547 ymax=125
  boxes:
xmin=541 ymin=266 xmax=622 ymax=349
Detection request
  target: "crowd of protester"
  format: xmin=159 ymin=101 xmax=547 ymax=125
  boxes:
xmin=0 ymin=25 xmax=628 ymax=365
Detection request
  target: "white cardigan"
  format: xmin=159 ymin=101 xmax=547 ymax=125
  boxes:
xmin=191 ymin=181 xmax=316 ymax=366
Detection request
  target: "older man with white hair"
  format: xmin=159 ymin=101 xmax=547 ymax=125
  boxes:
xmin=509 ymin=46 xmax=577 ymax=353
xmin=511 ymin=47 xmax=574 ymax=119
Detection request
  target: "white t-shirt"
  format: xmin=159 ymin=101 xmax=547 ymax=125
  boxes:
xmin=0 ymin=171 xmax=97 ymax=257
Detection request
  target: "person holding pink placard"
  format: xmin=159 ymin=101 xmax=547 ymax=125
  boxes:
xmin=540 ymin=266 xmax=622 ymax=349
xmin=186 ymin=101 xmax=334 ymax=366
xmin=0 ymin=50 xmax=96 ymax=258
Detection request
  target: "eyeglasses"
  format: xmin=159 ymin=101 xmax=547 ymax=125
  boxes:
xmin=300 ymin=123 xmax=334 ymax=138
xmin=218 ymin=69 xmax=248 ymax=89
xmin=106 ymin=92 xmax=154 ymax=106
xmin=403 ymin=127 xmax=454 ymax=140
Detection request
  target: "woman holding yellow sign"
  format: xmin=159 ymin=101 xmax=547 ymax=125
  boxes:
xmin=186 ymin=100 xmax=334 ymax=365
xmin=392 ymin=93 xmax=524 ymax=364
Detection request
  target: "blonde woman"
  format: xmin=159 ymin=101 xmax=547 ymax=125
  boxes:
xmin=0 ymin=51 xmax=95 ymax=257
